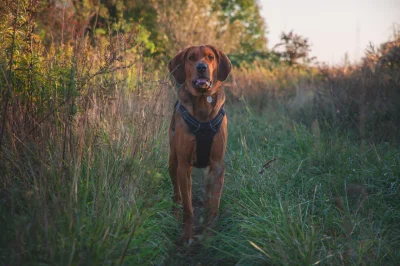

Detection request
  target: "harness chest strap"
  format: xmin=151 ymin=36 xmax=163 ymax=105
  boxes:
xmin=174 ymin=101 xmax=225 ymax=168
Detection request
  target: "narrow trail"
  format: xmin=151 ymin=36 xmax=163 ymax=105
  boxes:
xmin=164 ymin=168 xmax=229 ymax=266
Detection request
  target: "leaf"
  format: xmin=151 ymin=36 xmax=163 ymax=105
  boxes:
xmin=249 ymin=240 xmax=270 ymax=258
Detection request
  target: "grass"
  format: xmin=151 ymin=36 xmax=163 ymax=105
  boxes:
xmin=202 ymin=104 xmax=400 ymax=265
xmin=161 ymin=102 xmax=400 ymax=265
xmin=1 ymin=2 xmax=399 ymax=265
xmin=2 ymin=96 xmax=399 ymax=265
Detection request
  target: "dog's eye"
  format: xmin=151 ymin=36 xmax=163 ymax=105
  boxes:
xmin=207 ymin=55 xmax=214 ymax=60
xmin=189 ymin=55 xmax=195 ymax=61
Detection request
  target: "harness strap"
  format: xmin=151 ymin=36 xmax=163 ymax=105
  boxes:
xmin=174 ymin=101 xmax=225 ymax=168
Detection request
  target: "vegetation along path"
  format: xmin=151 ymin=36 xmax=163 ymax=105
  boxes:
xmin=162 ymin=104 xmax=400 ymax=265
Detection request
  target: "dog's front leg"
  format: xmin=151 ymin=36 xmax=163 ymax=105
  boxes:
xmin=168 ymin=149 xmax=181 ymax=219
xmin=205 ymin=161 xmax=225 ymax=227
xmin=177 ymin=161 xmax=194 ymax=243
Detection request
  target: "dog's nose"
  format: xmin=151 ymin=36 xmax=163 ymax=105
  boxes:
xmin=196 ymin=62 xmax=207 ymax=73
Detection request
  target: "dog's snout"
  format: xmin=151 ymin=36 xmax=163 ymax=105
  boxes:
xmin=196 ymin=62 xmax=207 ymax=73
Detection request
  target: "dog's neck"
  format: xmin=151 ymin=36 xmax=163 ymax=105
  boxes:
xmin=178 ymin=86 xmax=225 ymax=122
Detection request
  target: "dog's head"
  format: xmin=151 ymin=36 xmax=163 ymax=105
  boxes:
xmin=168 ymin=45 xmax=231 ymax=96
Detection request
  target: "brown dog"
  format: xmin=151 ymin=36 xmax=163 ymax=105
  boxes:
xmin=168 ymin=45 xmax=231 ymax=243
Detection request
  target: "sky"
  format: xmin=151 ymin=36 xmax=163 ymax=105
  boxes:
xmin=258 ymin=0 xmax=400 ymax=65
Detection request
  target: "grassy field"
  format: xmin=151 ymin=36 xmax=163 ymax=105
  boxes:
xmin=1 ymin=1 xmax=399 ymax=265
xmin=2 ymin=97 xmax=399 ymax=265
xmin=166 ymin=103 xmax=400 ymax=265
xmin=193 ymin=104 xmax=399 ymax=265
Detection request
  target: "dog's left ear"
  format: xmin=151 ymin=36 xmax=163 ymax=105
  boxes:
xmin=206 ymin=45 xmax=232 ymax=81
xmin=168 ymin=48 xmax=189 ymax=84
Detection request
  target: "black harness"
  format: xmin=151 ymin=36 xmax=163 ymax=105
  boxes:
xmin=174 ymin=101 xmax=225 ymax=168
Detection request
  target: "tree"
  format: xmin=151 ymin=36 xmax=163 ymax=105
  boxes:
xmin=213 ymin=0 xmax=268 ymax=54
xmin=274 ymin=30 xmax=313 ymax=66
xmin=35 ymin=0 xmax=269 ymax=64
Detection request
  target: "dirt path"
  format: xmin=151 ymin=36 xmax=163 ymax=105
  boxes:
xmin=164 ymin=168 xmax=220 ymax=266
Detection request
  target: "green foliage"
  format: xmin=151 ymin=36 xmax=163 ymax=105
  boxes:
xmin=34 ymin=0 xmax=269 ymax=65
xmin=228 ymin=51 xmax=281 ymax=67
xmin=213 ymin=0 xmax=268 ymax=54
xmin=0 ymin=0 xmax=71 ymax=129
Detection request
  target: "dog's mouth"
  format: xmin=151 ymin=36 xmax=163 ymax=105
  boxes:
xmin=192 ymin=78 xmax=212 ymax=91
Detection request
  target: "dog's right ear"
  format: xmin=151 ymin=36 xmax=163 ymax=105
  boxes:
xmin=168 ymin=48 xmax=189 ymax=84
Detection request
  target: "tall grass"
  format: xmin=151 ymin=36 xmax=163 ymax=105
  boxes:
xmin=204 ymin=104 xmax=400 ymax=265
xmin=230 ymin=34 xmax=400 ymax=142
xmin=0 ymin=2 xmax=178 ymax=264
xmin=0 ymin=46 xmax=178 ymax=265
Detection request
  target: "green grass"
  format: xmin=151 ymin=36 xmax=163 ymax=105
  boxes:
xmin=203 ymin=105 xmax=400 ymax=265
xmin=1 ymin=102 xmax=399 ymax=265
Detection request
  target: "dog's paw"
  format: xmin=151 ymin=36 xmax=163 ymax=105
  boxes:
xmin=179 ymin=234 xmax=194 ymax=245
xmin=179 ymin=223 xmax=194 ymax=245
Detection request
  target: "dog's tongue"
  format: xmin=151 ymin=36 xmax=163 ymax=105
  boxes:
xmin=196 ymin=78 xmax=208 ymax=86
